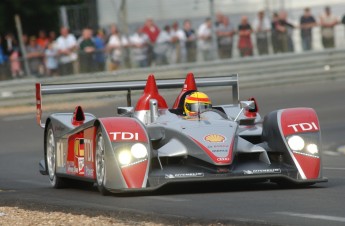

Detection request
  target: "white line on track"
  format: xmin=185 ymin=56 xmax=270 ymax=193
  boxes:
xmin=275 ymin=212 xmax=345 ymax=223
xmin=145 ymin=196 xmax=189 ymax=202
xmin=2 ymin=115 xmax=34 ymax=121
xmin=324 ymin=167 xmax=345 ymax=171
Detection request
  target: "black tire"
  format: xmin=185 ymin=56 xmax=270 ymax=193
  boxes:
xmin=45 ymin=122 xmax=67 ymax=188
xmin=95 ymin=128 xmax=111 ymax=196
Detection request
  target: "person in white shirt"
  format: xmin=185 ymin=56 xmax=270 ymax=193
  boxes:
xmin=107 ymin=24 xmax=129 ymax=71
xmin=253 ymin=10 xmax=271 ymax=55
xmin=154 ymin=25 xmax=171 ymax=66
xmin=169 ymin=21 xmax=187 ymax=64
xmin=216 ymin=16 xmax=235 ymax=58
xmin=129 ymin=27 xmax=149 ymax=68
xmin=197 ymin=18 xmax=213 ymax=61
xmin=55 ymin=27 xmax=77 ymax=75
xmin=320 ymin=6 xmax=339 ymax=49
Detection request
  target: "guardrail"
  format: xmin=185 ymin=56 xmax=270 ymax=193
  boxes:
xmin=0 ymin=48 xmax=344 ymax=108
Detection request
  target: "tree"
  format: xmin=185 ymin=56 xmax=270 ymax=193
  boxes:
xmin=0 ymin=0 xmax=84 ymax=36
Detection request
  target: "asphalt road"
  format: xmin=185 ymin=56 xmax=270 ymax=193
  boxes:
xmin=0 ymin=79 xmax=345 ymax=225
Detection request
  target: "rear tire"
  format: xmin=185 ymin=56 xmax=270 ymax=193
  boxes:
xmin=45 ymin=123 xmax=67 ymax=188
xmin=95 ymin=128 xmax=111 ymax=196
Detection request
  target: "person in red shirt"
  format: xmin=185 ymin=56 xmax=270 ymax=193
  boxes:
xmin=141 ymin=18 xmax=160 ymax=43
xmin=141 ymin=18 xmax=160 ymax=65
xmin=36 ymin=30 xmax=49 ymax=49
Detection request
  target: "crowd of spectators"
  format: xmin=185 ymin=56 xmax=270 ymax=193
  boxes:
xmin=0 ymin=6 xmax=344 ymax=79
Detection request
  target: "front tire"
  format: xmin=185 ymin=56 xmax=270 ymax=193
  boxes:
xmin=95 ymin=129 xmax=111 ymax=195
xmin=45 ymin=123 xmax=66 ymax=188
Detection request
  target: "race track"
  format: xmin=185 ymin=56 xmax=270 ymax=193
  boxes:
xmin=1 ymin=79 xmax=345 ymax=225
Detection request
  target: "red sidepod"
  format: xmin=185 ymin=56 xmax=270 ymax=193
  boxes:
xmin=99 ymin=117 xmax=149 ymax=188
xmin=280 ymin=108 xmax=321 ymax=179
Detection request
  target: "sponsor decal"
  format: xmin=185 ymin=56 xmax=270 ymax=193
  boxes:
xmin=121 ymin=158 xmax=147 ymax=168
xmin=84 ymin=165 xmax=94 ymax=177
xmin=243 ymin=168 xmax=281 ymax=175
xmin=66 ymin=161 xmax=75 ymax=174
xmin=165 ymin=172 xmax=204 ymax=179
xmin=288 ymin=122 xmax=318 ymax=133
xmin=109 ymin=132 xmax=139 ymax=141
xmin=54 ymin=125 xmax=65 ymax=132
xmin=211 ymin=149 xmax=228 ymax=153
xmin=77 ymin=157 xmax=84 ymax=175
xmin=204 ymin=134 xmax=226 ymax=143
xmin=217 ymin=157 xmax=230 ymax=161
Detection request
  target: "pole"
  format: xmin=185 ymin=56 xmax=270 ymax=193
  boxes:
xmin=14 ymin=14 xmax=31 ymax=76
xmin=209 ymin=0 xmax=219 ymax=60
xmin=119 ymin=0 xmax=128 ymax=35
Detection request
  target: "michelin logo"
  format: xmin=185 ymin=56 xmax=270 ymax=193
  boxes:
xmin=243 ymin=169 xmax=281 ymax=175
xmin=165 ymin=173 xmax=204 ymax=179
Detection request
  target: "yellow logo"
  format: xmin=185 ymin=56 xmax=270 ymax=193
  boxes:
xmin=204 ymin=134 xmax=226 ymax=143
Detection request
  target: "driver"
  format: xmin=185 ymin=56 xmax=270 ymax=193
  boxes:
xmin=184 ymin=91 xmax=212 ymax=116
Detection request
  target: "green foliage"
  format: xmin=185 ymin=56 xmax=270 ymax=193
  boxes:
xmin=0 ymin=0 xmax=85 ymax=36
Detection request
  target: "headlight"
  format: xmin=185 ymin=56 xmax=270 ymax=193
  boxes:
xmin=287 ymin=135 xmax=305 ymax=151
xmin=306 ymin=143 xmax=318 ymax=154
xmin=131 ymin=143 xmax=148 ymax=159
xmin=118 ymin=150 xmax=131 ymax=165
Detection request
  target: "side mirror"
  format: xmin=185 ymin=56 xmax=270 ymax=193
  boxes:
xmin=240 ymin=101 xmax=255 ymax=110
xmin=235 ymin=101 xmax=255 ymax=121
xmin=117 ymin=107 xmax=134 ymax=115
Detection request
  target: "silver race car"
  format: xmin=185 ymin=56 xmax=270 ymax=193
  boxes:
xmin=36 ymin=73 xmax=327 ymax=195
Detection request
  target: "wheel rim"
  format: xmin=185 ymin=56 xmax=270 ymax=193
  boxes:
xmin=96 ymin=134 xmax=105 ymax=186
xmin=47 ymin=129 xmax=56 ymax=180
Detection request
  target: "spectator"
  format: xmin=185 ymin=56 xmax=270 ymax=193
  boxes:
xmin=107 ymin=24 xmax=129 ymax=71
xmin=216 ymin=16 xmax=235 ymax=59
xmin=92 ymin=29 xmax=106 ymax=71
xmin=26 ymin=36 xmax=44 ymax=76
xmin=55 ymin=27 xmax=77 ymax=75
xmin=44 ymin=41 xmax=58 ymax=76
xmin=342 ymin=14 xmax=345 ymax=31
xmin=48 ymin=31 xmax=57 ymax=42
xmin=215 ymin=12 xmax=224 ymax=27
xmin=141 ymin=18 xmax=160 ymax=65
xmin=79 ymin=28 xmax=96 ymax=73
xmin=36 ymin=30 xmax=49 ymax=49
xmin=0 ymin=36 xmax=7 ymax=79
xmin=275 ymin=11 xmax=294 ymax=53
xmin=169 ymin=21 xmax=186 ymax=64
xmin=253 ymin=10 xmax=270 ymax=55
xmin=238 ymin=16 xmax=253 ymax=57
xmin=129 ymin=27 xmax=149 ymax=68
xmin=320 ymin=6 xmax=338 ymax=49
xmin=154 ymin=25 xmax=171 ymax=66
xmin=300 ymin=8 xmax=317 ymax=51
xmin=271 ymin=12 xmax=279 ymax=53
xmin=183 ymin=19 xmax=197 ymax=63
xmin=3 ymin=33 xmax=23 ymax=78
xmin=2 ymin=33 xmax=16 ymax=58
xmin=197 ymin=18 xmax=213 ymax=61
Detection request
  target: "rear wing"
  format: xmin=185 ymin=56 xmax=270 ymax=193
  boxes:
xmin=36 ymin=74 xmax=239 ymax=128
